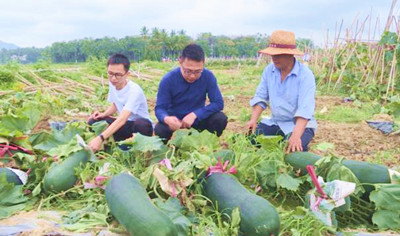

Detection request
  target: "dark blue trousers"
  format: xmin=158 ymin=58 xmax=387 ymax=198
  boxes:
xmin=155 ymin=112 xmax=228 ymax=142
xmin=255 ymin=123 xmax=315 ymax=151
xmin=88 ymin=117 xmax=153 ymax=141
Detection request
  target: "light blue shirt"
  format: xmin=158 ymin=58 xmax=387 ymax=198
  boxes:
xmin=250 ymin=59 xmax=317 ymax=135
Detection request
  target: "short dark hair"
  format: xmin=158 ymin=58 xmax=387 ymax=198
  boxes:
xmin=107 ymin=54 xmax=130 ymax=71
xmin=180 ymin=44 xmax=205 ymax=62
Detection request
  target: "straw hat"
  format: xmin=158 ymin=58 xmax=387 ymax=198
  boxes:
xmin=259 ymin=30 xmax=304 ymax=56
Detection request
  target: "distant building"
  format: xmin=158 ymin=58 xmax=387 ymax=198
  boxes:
xmin=10 ymin=54 xmax=27 ymax=61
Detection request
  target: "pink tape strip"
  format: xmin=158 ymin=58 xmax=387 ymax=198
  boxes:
xmin=171 ymin=181 xmax=177 ymax=198
xmin=207 ymin=157 xmax=237 ymax=177
xmin=159 ymin=158 xmax=173 ymax=170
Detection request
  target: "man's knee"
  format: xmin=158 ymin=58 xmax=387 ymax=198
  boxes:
xmin=87 ymin=118 xmax=97 ymax=126
xmin=88 ymin=117 xmax=115 ymax=126
xmin=301 ymin=128 xmax=315 ymax=152
xmin=154 ymin=123 xmax=173 ymax=141
xmin=208 ymin=112 xmax=228 ymax=136
xmin=255 ymin=123 xmax=283 ymax=136
xmin=133 ymin=119 xmax=153 ymax=136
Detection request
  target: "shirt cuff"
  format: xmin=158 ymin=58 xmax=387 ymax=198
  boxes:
xmin=157 ymin=112 xmax=168 ymax=124
xmin=193 ymin=109 xmax=205 ymax=121
xmin=250 ymin=97 xmax=267 ymax=109
xmin=294 ymin=110 xmax=312 ymax=120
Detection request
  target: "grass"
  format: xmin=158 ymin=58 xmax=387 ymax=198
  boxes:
xmin=366 ymin=148 xmax=400 ymax=169
xmin=213 ymin=64 xmax=263 ymax=97
xmin=315 ymin=103 xmax=380 ymax=123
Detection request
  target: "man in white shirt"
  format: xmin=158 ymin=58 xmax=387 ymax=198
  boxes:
xmin=88 ymin=54 xmax=152 ymax=152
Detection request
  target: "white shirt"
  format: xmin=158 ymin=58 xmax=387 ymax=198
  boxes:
xmin=107 ymin=80 xmax=151 ymax=122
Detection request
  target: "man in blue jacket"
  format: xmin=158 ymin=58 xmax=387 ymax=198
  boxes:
xmin=155 ymin=44 xmax=227 ymax=142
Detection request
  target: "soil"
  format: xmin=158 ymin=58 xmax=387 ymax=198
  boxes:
xmin=223 ymin=95 xmax=400 ymax=167
xmin=0 ymin=211 xmax=124 ymax=236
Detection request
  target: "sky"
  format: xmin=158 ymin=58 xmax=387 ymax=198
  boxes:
xmin=0 ymin=0 xmax=397 ymax=48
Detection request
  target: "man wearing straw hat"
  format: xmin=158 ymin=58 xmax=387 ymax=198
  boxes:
xmin=247 ymin=30 xmax=317 ymax=152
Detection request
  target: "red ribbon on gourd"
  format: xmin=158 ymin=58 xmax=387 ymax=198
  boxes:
xmin=306 ymin=165 xmax=328 ymax=210
xmin=207 ymin=157 xmax=237 ymax=177
xmin=0 ymin=143 xmax=33 ymax=157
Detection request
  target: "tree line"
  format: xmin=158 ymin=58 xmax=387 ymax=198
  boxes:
xmin=0 ymin=27 xmax=314 ymax=64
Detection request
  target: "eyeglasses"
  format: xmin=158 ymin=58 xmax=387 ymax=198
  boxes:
xmin=107 ymin=71 xmax=128 ymax=79
xmin=181 ymin=66 xmax=203 ymax=76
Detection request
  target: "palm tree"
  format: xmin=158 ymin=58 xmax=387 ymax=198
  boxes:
xmin=140 ymin=26 xmax=149 ymax=39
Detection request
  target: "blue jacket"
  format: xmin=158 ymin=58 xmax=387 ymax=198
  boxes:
xmin=155 ymin=67 xmax=224 ymax=123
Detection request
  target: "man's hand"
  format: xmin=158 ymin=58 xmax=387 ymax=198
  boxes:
xmin=247 ymin=105 xmax=263 ymax=134
xmin=164 ymin=116 xmax=182 ymax=131
xmin=91 ymin=111 xmax=104 ymax=120
xmin=286 ymin=134 xmax=303 ymax=153
xmin=182 ymin=112 xmax=197 ymax=129
xmin=88 ymin=136 xmax=103 ymax=152
xmin=246 ymin=119 xmax=258 ymax=134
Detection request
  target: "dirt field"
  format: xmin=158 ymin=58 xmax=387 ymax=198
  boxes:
xmin=223 ymin=95 xmax=400 ymax=167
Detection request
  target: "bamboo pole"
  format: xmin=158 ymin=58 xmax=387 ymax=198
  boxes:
xmin=326 ymin=20 xmax=343 ymax=91
xmin=31 ymin=68 xmax=80 ymax=72
xmin=386 ymin=51 xmax=396 ymax=97
xmin=385 ymin=0 xmax=398 ymax=31
xmin=333 ymin=45 xmax=357 ymax=90
xmin=14 ymin=73 xmax=34 ymax=86
xmin=380 ymin=48 xmax=385 ymax=85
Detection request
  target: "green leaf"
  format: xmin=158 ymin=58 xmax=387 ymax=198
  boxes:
xmin=91 ymin=120 xmax=108 ymax=135
xmin=0 ymin=126 xmax=23 ymax=138
xmin=24 ymin=161 xmax=51 ymax=193
xmin=33 ymin=124 xmax=82 ymax=152
xmin=62 ymin=204 xmax=109 ymax=232
xmin=370 ymin=184 xmax=400 ymax=211
xmin=0 ymin=173 xmax=28 ymax=219
xmin=256 ymin=135 xmax=283 ymax=151
xmin=18 ymin=105 xmax=41 ymax=131
xmin=0 ymin=104 xmax=41 ymax=136
xmin=385 ymin=101 xmax=400 ymax=118
xmin=120 ymin=133 xmax=164 ymax=153
xmin=11 ymin=152 xmax=36 ymax=169
xmin=168 ymin=129 xmax=191 ymax=147
xmin=372 ymin=210 xmax=400 ymax=230
xmin=32 ymin=182 xmax=42 ymax=197
xmin=0 ymin=115 xmax=31 ymax=134
xmin=29 ymin=131 xmax=52 ymax=146
xmin=276 ymin=173 xmax=302 ymax=191
xmin=230 ymin=207 xmax=241 ymax=228
xmin=147 ymin=144 xmax=172 ymax=165
xmin=312 ymin=142 xmax=335 ymax=152
xmin=47 ymin=138 xmax=83 ymax=157
xmin=256 ymin=160 xmax=279 ymax=188
xmin=379 ymin=31 xmax=398 ymax=45
xmin=154 ymin=197 xmax=191 ymax=236
xmin=169 ymin=129 xmax=219 ymax=153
